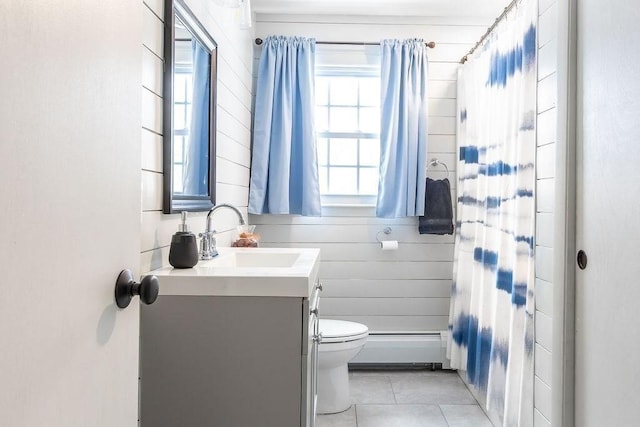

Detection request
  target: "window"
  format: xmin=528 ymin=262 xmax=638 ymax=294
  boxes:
xmin=172 ymin=69 xmax=193 ymax=194
xmin=315 ymin=46 xmax=381 ymax=205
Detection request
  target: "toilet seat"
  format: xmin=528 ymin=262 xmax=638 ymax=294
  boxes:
xmin=319 ymin=319 xmax=369 ymax=343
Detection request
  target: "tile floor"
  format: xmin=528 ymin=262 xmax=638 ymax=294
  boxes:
xmin=316 ymin=370 xmax=494 ymax=427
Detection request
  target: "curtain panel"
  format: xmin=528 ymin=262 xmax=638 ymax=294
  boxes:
xmin=376 ymin=39 xmax=429 ymax=218
xmin=248 ymin=36 xmax=321 ymax=216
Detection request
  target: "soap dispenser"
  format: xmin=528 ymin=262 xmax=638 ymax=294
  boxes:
xmin=169 ymin=211 xmax=199 ymax=268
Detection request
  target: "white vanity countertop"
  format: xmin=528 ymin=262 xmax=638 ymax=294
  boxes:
xmin=150 ymin=247 xmax=320 ymax=298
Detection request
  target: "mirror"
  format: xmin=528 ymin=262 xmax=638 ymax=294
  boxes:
xmin=163 ymin=0 xmax=217 ymax=213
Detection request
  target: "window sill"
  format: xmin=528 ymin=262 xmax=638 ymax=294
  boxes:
xmin=321 ymin=194 xmax=376 ymax=206
xmin=321 ymin=203 xmax=376 ymax=208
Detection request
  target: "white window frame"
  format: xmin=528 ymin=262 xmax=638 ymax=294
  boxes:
xmin=315 ymin=69 xmax=380 ymax=206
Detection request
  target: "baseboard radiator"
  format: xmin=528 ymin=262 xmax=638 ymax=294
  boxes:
xmin=350 ymin=331 xmax=451 ymax=369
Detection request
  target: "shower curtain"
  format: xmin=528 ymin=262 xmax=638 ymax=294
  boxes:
xmin=448 ymin=0 xmax=537 ymax=425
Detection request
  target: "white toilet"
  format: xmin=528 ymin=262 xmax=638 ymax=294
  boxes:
xmin=317 ymin=319 xmax=369 ymax=414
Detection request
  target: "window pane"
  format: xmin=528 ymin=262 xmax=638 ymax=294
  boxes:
xmin=186 ymin=104 xmax=192 ymax=129
xmin=329 ymin=138 xmax=358 ymax=166
xmin=173 ymin=164 xmax=183 ymax=193
xmin=174 ymin=104 xmax=186 ymax=130
xmin=319 ymin=166 xmax=328 ymax=194
xmin=317 ymin=138 xmax=328 ymax=165
xmin=185 ymin=74 xmax=193 ymax=102
xmin=329 ymin=107 xmax=358 ymax=132
xmin=359 ymin=78 xmax=380 ymax=106
xmin=316 ymin=77 xmax=329 ymax=105
xmin=359 ymin=168 xmax=379 ymax=195
xmin=315 ymin=106 xmax=329 ymax=132
xmin=359 ymin=107 xmax=379 ymax=133
xmin=174 ymin=136 xmax=184 ymax=162
xmin=328 ymin=168 xmax=358 ymax=194
xmin=330 ymin=77 xmax=358 ymax=106
xmin=174 ymin=74 xmax=188 ymax=103
xmin=359 ymin=139 xmax=380 ymax=166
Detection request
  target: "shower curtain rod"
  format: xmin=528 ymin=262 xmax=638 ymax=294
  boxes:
xmin=254 ymin=38 xmax=436 ymax=49
xmin=460 ymin=0 xmax=520 ymax=64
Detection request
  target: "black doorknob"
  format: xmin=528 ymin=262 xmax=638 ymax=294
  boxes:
xmin=115 ymin=269 xmax=159 ymax=308
xmin=577 ymin=250 xmax=588 ymax=270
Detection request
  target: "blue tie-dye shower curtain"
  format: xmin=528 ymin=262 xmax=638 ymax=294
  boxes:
xmin=447 ymin=0 xmax=537 ymax=425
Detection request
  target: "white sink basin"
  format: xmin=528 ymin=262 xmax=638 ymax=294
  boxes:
xmin=213 ymin=251 xmax=301 ymax=268
xmin=150 ymin=247 xmax=320 ymax=298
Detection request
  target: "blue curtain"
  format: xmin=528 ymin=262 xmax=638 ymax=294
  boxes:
xmin=448 ymin=0 xmax=537 ymax=424
xmin=248 ymin=36 xmax=321 ymax=216
xmin=183 ymin=40 xmax=210 ymax=196
xmin=375 ymin=39 xmax=429 ymax=218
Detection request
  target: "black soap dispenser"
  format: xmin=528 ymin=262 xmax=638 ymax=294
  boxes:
xmin=169 ymin=211 xmax=199 ymax=268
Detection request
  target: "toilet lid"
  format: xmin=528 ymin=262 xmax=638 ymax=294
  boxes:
xmin=319 ymin=319 xmax=369 ymax=343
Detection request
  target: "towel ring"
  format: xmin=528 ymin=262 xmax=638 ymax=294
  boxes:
xmin=429 ymin=158 xmax=450 ymax=178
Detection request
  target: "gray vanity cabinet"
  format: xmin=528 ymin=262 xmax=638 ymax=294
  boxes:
xmin=140 ymin=295 xmax=315 ymax=427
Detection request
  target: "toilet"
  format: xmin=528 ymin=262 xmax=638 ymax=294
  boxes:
xmin=317 ymin=319 xmax=369 ymax=414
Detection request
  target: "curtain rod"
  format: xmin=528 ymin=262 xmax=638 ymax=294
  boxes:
xmin=254 ymin=38 xmax=436 ymax=49
xmin=460 ymin=0 xmax=520 ymax=64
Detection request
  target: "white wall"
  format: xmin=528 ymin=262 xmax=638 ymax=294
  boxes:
xmin=535 ymin=0 xmax=558 ymax=425
xmin=251 ymin=14 xmax=487 ymax=333
xmin=141 ymin=0 xmax=254 ymax=272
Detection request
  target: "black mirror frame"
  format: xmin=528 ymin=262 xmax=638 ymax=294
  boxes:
xmin=163 ymin=0 xmax=217 ymax=213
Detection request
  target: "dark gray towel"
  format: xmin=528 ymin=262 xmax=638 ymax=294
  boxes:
xmin=419 ymin=178 xmax=454 ymax=235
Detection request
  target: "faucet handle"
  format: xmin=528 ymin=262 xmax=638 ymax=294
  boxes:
xmin=199 ymin=229 xmax=218 ymax=260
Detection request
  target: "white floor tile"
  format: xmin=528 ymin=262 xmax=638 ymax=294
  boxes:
xmin=440 ymin=404 xmax=494 ymax=427
xmin=356 ymin=404 xmax=448 ymax=427
xmin=390 ymin=371 xmax=477 ymax=405
xmin=316 ymin=406 xmax=357 ymax=427
xmin=334 ymin=370 xmax=494 ymax=426
xmin=350 ymin=375 xmax=396 ymax=404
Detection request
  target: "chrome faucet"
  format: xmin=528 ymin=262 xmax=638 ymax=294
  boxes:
xmin=199 ymin=203 xmax=246 ymax=260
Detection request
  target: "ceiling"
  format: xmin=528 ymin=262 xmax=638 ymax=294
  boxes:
xmin=251 ymin=0 xmax=511 ymax=18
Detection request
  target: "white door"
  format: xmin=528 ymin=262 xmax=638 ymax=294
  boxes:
xmin=575 ymin=0 xmax=640 ymax=425
xmin=0 ymin=1 xmax=141 ymax=425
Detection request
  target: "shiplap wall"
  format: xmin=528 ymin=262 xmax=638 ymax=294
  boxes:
xmin=140 ymin=0 xmax=253 ymax=272
xmin=535 ymin=0 xmax=558 ymax=425
xmin=251 ymin=15 xmax=487 ymax=333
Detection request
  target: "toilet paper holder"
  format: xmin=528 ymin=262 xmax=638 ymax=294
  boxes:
xmin=376 ymin=227 xmax=392 ymax=243
xmin=376 ymin=227 xmax=398 ymax=250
